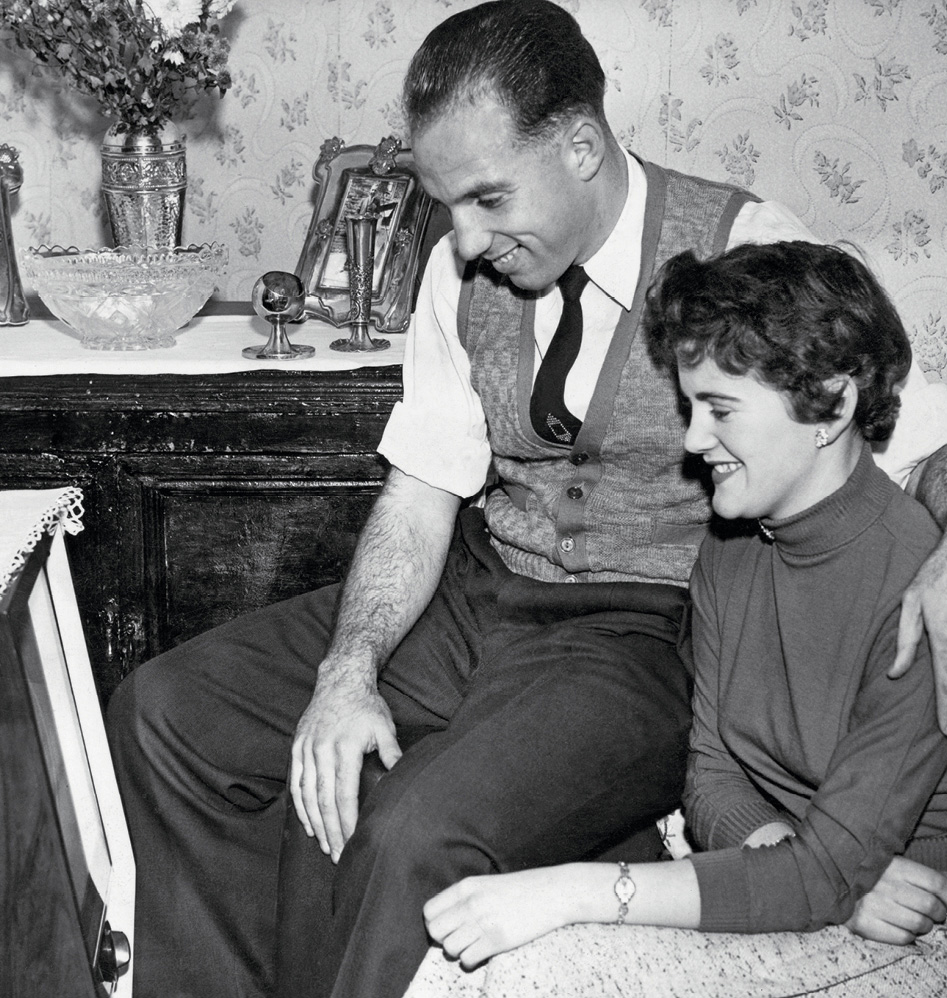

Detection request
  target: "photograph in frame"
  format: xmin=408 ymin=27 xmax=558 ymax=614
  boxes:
xmin=319 ymin=173 xmax=411 ymax=294
xmin=294 ymin=137 xmax=437 ymax=334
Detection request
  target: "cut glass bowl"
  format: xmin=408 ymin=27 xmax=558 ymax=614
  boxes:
xmin=20 ymin=243 xmax=229 ymax=350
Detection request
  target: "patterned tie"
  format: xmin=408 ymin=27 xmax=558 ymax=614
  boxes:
xmin=530 ymin=264 xmax=591 ymax=444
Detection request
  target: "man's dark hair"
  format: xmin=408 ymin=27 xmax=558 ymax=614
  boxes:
xmin=402 ymin=0 xmax=606 ymax=143
xmin=644 ymin=241 xmax=912 ymax=442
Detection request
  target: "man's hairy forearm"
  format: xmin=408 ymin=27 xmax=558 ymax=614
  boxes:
xmin=907 ymin=442 xmax=947 ymax=530
xmin=324 ymin=468 xmax=461 ymax=679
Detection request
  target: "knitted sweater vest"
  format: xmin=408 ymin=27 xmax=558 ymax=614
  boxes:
xmin=458 ymin=159 xmax=759 ymax=586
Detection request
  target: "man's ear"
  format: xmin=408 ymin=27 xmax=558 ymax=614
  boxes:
xmin=565 ymin=118 xmax=606 ymax=182
xmin=824 ymin=375 xmax=858 ymax=442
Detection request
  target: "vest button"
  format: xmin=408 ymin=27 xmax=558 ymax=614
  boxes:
xmin=559 ymin=536 xmax=575 ymax=553
xmin=567 ymin=486 xmax=583 ymax=500
xmin=572 ymin=452 xmax=590 ymax=465
xmin=564 ymin=575 xmax=578 ymax=583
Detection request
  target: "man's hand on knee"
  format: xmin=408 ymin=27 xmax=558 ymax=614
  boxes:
xmin=289 ymin=669 xmax=402 ymax=863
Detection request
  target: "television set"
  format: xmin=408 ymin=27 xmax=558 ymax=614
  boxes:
xmin=0 ymin=493 xmax=134 ymax=996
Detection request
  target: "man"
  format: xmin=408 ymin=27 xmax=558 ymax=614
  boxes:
xmin=107 ymin=3 xmax=947 ymax=998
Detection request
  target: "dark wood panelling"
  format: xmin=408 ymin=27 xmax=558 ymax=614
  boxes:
xmin=0 ymin=367 xmax=401 ymax=704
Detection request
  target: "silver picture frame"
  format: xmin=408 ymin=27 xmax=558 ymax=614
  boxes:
xmin=295 ymin=136 xmax=435 ymax=334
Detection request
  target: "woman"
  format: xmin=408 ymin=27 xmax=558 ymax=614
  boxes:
xmin=418 ymin=241 xmax=947 ymax=972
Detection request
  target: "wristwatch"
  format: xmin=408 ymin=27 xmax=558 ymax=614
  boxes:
xmin=614 ymin=861 xmax=636 ymax=924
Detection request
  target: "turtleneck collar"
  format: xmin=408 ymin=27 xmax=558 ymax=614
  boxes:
xmin=758 ymin=443 xmax=892 ymax=561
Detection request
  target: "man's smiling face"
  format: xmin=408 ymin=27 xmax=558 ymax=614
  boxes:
xmin=411 ymin=96 xmax=595 ymax=291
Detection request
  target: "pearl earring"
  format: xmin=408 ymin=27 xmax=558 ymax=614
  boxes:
xmin=815 ymin=427 xmax=829 ymax=449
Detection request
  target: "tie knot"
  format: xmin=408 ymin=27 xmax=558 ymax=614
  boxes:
xmin=557 ymin=264 xmax=589 ymax=303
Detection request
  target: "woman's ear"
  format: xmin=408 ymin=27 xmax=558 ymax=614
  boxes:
xmin=823 ymin=375 xmax=858 ymax=443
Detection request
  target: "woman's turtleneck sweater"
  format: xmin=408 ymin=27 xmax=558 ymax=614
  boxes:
xmin=684 ymin=443 xmax=947 ymax=934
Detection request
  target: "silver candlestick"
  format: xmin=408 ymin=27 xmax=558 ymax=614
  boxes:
xmin=330 ymin=214 xmax=390 ymax=352
xmin=0 ymin=144 xmax=29 ymax=326
xmin=243 ymin=271 xmax=315 ymax=360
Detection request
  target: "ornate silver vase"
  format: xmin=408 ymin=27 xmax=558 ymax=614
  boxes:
xmin=101 ymin=121 xmax=186 ymax=248
xmin=330 ymin=213 xmax=389 ymax=352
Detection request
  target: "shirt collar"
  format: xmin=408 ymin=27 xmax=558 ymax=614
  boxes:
xmin=582 ymin=148 xmax=646 ymax=311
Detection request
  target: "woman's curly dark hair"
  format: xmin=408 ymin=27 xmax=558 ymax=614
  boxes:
xmin=644 ymin=241 xmax=912 ymax=442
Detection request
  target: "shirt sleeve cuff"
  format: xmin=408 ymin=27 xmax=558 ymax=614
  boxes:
xmin=378 ymin=401 xmax=493 ymax=498
xmin=691 ymin=849 xmax=753 ymax=933
xmin=693 ymin=840 xmax=814 ymax=934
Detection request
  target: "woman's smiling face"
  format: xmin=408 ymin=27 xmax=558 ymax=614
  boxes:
xmin=679 ymin=357 xmax=836 ymax=522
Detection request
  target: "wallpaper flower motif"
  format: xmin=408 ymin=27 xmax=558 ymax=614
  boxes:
xmin=0 ymin=0 xmax=945 ymax=381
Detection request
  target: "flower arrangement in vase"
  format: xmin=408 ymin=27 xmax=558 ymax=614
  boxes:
xmin=0 ymin=0 xmax=238 ymax=247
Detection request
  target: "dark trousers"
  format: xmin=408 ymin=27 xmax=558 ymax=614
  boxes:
xmin=107 ymin=509 xmax=692 ymax=998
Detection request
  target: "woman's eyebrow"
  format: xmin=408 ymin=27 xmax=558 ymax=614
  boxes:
xmin=693 ymin=390 xmax=741 ymax=403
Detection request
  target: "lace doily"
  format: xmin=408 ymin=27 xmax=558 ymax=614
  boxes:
xmin=0 ymin=487 xmax=85 ymax=601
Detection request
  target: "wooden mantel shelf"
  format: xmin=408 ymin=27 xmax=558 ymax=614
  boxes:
xmin=0 ymin=309 xmax=405 ymax=377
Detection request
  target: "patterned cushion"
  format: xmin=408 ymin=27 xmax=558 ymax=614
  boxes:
xmin=404 ymin=923 xmax=947 ymax=998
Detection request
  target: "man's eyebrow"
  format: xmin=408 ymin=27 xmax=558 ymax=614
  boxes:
xmin=459 ymin=181 xmax=508 ymax=201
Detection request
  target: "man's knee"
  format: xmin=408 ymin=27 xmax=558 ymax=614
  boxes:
xmin=343 ymin=772 xmax=491 ymax=893
xmin=105 ymin=657 xmax=168 ymax=753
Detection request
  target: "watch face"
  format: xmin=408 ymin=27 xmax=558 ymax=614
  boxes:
xmin=615 ymin=873 xmax=636 ymax=905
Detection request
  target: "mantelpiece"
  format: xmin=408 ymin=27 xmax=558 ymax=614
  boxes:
xmin=0 ymin=309 xmax=403 ymax=705
xmin=2 ymin=307 xmax=405 ymax=374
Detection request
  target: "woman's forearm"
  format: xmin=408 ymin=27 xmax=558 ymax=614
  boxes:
xmin=560 ymin=859 xmax=701 ymax=929
xmin=424 ymin=860 xmax=702 ymax=968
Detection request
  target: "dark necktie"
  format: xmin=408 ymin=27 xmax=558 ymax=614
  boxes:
xmin=530 ymin=264 xmax=590 ymax=445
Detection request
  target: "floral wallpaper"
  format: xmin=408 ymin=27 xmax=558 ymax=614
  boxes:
xmin=2 ymin=0 xmax=947 ymax=380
